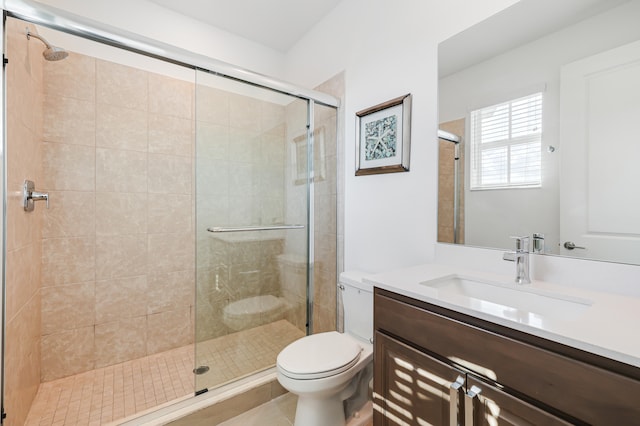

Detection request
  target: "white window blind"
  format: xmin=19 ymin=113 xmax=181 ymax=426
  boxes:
xmin=470 ymin=92 xmax=542 ymax=190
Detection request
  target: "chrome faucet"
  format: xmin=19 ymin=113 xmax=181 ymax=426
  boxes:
xmin=503 ymin=236 xmax=531 ymax=284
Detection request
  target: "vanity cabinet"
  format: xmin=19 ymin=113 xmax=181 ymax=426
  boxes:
xmin=373 ymin=288 xmax=640 ymax=425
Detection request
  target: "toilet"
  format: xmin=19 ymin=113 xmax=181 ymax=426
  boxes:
xmin=276 ymin=271 xmax=373 ymax=426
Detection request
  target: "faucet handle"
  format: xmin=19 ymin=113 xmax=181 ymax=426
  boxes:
xmin=510 ymin=236 xmax=530 ymax=252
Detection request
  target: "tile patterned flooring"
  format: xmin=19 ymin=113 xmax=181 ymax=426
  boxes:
xmin=25 ymin=320 xmax=304 ymax=426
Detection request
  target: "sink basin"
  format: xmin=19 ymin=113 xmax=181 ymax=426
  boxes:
xmin=420 ymin=275 xmax=592 ymax=323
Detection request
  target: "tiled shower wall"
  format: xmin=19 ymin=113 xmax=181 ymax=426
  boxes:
xmin=312 ymin=75 xmax=341 ymax=333
xmin=39 ymin=51 xmax=196 ymax=381
xmin=438 ymin=118 xmax=465 ymax=244
xmin=4 ymin=18 xmax=45 ymax=426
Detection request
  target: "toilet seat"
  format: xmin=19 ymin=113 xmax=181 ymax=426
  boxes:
xmin=277 ymin=331 xmax=362 ymax=380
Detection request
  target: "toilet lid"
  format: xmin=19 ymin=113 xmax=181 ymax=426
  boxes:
xmin=277 ymin=331 xmax=362 ymax=380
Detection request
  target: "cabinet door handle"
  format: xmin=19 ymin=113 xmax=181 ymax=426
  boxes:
xmin=464 ymin=385 xmax=482 ymax=426
xmin=449 ymin=375 xmax=465 ymax=426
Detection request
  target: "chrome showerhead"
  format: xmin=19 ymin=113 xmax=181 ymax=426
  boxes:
xmin=26 ymin=30 xmax=69 ymax=61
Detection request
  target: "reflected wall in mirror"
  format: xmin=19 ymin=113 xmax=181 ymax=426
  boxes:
xmin=437 ymin=0 xmax=640 ymax=265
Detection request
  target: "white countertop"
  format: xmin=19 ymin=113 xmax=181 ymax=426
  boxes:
xmin=366 ymin=263 xmax=640 ymax=369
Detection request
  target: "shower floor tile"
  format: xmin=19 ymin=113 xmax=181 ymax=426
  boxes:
xmin=25 ymin=320 xmax=304 ymax=426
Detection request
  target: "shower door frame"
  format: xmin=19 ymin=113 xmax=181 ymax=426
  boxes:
xmin=0 ymin=0 xmax=338 ymax=420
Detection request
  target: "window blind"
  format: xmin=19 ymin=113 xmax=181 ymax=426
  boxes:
xmin=470 ymin=92 xmax=542 ymax=190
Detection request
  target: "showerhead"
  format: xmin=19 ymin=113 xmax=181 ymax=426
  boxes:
xmin=26 ymin=30 xmax=69 ymax=61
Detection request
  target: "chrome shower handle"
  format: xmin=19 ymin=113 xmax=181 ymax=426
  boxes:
xmin=23 ymin=180 xmax=49 ymax=211
xmin=31 ymin=191 xmax=49 ymax=208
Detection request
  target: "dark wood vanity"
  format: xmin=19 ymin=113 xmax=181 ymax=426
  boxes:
xmin=373 ymin=288 xmax=640 ymax=425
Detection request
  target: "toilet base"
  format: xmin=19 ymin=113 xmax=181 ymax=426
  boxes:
xmin=294 ymin=394 xmax=345 ymax=426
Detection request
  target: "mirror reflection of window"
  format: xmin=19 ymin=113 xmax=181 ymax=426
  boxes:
xmin=470 ymin=92 xmax=542 ymax=190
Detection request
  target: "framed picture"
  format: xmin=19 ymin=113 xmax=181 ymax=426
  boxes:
xmin=355 ymin=94 xmax=412 ymax=176
xmin=292 ymin=126 xmax=326 ymax=185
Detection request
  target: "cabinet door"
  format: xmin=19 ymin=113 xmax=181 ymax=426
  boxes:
xmin=465 ymin=376 xmax=572 ymax=426
xmin=374 ymin=331 xmax=466 ymax=426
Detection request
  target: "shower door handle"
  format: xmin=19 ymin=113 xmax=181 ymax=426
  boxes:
xmin=207 ymin=225 xmax=305 ymax=233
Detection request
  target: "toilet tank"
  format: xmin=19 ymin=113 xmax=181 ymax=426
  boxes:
xmin=340 ymin=271 xmax=373 ymax=344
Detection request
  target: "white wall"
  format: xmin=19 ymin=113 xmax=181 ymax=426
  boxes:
xmin=284 ymin=0 xmax=519 ymax=273
xmin=439 ymin=0 xmax=640 ymax=253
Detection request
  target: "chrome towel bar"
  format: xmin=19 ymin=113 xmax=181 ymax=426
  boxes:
xmin=207 ymin=225 xmax=305 ymax=233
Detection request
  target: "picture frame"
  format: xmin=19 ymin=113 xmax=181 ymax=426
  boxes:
xmin=355 ymin=94 xmax=412 ymax=176
xmin=292 ymin=126 xmax=326 ymax=185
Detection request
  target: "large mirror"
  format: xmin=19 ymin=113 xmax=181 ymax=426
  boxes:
xmin=437 ymin=0 xmax=640 ymax=265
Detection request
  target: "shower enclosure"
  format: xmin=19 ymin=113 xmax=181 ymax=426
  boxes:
xmin=1 ymin=2 xmax=338 ymax=425
xmin=437 ymin=122 xmax=465 ymax=245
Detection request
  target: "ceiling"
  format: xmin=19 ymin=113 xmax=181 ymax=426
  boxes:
xmin=147 ymin=0 xmax=343 ymax=52
xmin=439 ymin=0 xmax=630 ymax=77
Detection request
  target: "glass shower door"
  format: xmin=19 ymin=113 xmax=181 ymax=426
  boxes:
xmin=194 ymin=70 xmax=309 ymax=392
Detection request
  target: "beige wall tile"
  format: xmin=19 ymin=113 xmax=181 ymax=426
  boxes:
xmin=148 ymin=73 xmax=193 ymax=119
xmin=43 ymin=96 xmax=96 ymax=146
xmin=95 ymin=275 xmax=147 ymax=323
xmin=229 ymin=162 xmax=253 ymax=194
xmin=42 ymin=142 xmax=95 ymax=191
xmin=42 ymin=191 xmax=96 ymax=238
xmin=148 ymin=194 xmax=192 ymax=234
xmin=228 ymin=128 xmax=259 ymax=163
xmin=147 ymin=308 xmax=192 ymax=354
xmin=148 ymin=233 xmax=194 ymax=274
xmin=312 ymin=305 xmax=335 ymax=334
xmin=41 ymin=327 xmax=95 ymax=381
xmin=196 ymin=122 xmax=229 ymax=160
xmin=41 ymin=237 xmax=95 ymax=286
xmin=195 ymin=158 xmax=229 ymax=196
xmin=195 ymin=85 xmax=229 ymax=126
xmin=41 ymin=282 xmax=95 ymax=335
xmin=149 ymin=114 xmax=193 ymax=157
xmin=260 ymin=133 xmax=286 ymax=166
xmin=95 ymin=317 xmax=148 ymax=368
xmin=6 ymin=189 xmax=35 ymax=252
xmin=4 ymin=292 xmax=41 ymax=426
xmin=95 ymin=234 xmax=147 ymax=280
xmin=5 ymin=245 xmax=38 ymax=322
xmin=96 ymin=148 xmax=147 ymax=193
xmin=147 ymin=270 xmax=194 ymax=315
xmin=7 ymin=120 xmax=39 ymax=188
xmin=44 ymin=52 xmax=95 ymax=101
xmin=96 ymin=103 xmax=148 ymax=152
xmin=97 ymin=59 xmax=148 ymax=110
xmin=229 ymin=95 xmax=261 ymax=132
xmin=148 ymin=154 xmax=192 ymax=194
xmin=96 ymin=192 xmax=147 ymax=236
xmin=260 ymin=101 xmax=286 ymax=134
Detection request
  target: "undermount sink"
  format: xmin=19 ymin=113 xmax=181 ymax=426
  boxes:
xmin=420 ymin=275 xmax=593 ymax=323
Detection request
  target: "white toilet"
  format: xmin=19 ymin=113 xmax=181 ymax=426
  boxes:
xmin=276 ymin=271 xmax=373 ymax=426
